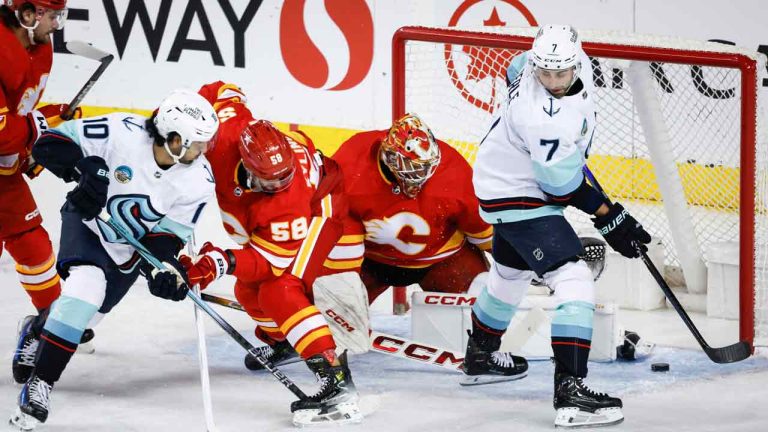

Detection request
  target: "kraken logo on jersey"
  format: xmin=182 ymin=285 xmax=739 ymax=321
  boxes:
xmin=97 ymin=194 xmax=164 ymax=244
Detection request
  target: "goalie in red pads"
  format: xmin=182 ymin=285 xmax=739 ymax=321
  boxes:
xmin=181 ymin=82 xmax=362 ymax=426
xmin=332 ymin=114 xmax=528 ymax=385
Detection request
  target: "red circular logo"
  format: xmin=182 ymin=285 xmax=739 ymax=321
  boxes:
xmin=280 ymin=0 xmax=374 ymax=91
xmin=445 ymin=0 xmax=538 ymax=113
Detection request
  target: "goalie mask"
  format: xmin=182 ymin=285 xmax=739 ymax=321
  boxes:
xmin=380 ymin=113 xmax=441 ymax=199
xmin=529 ymin=24 xmax=582 ymax=97
xmin=239 ymin=120 xmax=296 ymax=193
xmin=154 ymin=89 xmax=219 ymax=164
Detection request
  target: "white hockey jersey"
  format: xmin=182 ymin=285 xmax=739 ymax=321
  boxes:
xmin=53 ymin=113 xmax=215 ymax=268
xmin=473 ymin=50 xmax=596 ymax=224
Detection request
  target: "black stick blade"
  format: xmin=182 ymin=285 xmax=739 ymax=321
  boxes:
xmin=705 ymin=341 xmax=752 ymax=364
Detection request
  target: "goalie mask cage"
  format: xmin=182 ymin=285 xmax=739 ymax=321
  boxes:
xmin=392 ymin=26 xmax=768 ymax=351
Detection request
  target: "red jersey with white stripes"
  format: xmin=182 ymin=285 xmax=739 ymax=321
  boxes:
xmin=333 ymin=130 xmax=493 ymax=269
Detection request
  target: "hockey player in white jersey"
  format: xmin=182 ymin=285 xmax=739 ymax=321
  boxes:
xmin=471 ymin=25 xmax=651 ymax=428
xmin=9 ymin=89 xmax=219 ymax=430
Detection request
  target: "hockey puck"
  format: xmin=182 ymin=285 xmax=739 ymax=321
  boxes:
xmin=651 ymin=362 xmax=670 ymax=372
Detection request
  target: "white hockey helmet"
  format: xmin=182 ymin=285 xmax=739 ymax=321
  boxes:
xmin=529 ymin=24 xmax=582 ymax=89
xmin=154 ymin=89 xmax=219 ymax=163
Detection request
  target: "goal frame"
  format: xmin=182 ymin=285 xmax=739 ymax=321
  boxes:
xmin=391 ymin=25 xmax=760 ymax=349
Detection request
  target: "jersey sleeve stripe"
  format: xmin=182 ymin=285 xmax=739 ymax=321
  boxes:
xmin=0 ymin=153 xmax=20 ymax=175
xmin=338 ymin=234 xmax=365 ymax=244
xmin=152 ymin=217 xmax=193 ymax=242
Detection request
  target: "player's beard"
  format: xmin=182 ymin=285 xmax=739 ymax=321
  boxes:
xmin=32 ymin=30 xmax=53 ymax=45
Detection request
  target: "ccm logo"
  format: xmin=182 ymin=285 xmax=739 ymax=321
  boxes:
xmin=423 ymin=295 xmax=476 ymax=306
xmin=371 ymin=334 xmax=464 ymax=370
xmin=325 ymin=309 xmax=355 ymax=332
xmin=24 ymin=209 xmax=40 ymax=221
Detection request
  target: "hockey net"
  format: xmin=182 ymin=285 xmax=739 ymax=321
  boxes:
xmin=393 ymin=26 xmax=768 ymax=349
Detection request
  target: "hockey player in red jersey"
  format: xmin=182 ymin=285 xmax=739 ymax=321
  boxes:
xmin=333 ymin=113 xmax=528 ymax=384
xmin=181 ymin=82 xmax=362 ymax=426
xmin=0 ymin=0 xmax=84 ymax=385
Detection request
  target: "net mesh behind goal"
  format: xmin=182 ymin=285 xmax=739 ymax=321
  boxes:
xmin=393 ymin=26 xmax=768 ymax=348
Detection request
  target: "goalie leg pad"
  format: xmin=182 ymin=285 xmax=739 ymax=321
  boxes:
xmin=313 ymin=272 xmax=370 ymax=355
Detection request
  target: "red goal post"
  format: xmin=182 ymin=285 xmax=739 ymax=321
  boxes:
xmin=392 ymin=25 xmax=767 ymax=350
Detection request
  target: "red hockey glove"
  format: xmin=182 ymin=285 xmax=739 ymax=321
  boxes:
xmin=178 ymin=242 xmax=233 ymax=290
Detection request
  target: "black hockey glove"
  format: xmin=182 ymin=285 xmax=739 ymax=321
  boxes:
xmin=66 ymin=156 xmax=110 ymax=220
xmin=591 ymin=202 xmax=651 ymax=259
xmin=144 ymin=258 xmax=190 ymax=302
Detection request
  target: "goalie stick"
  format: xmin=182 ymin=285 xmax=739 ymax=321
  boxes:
xmin=583 ymin=166 xmax=751 ymax=364
xmin=62 ymin=41 xmax=114 ymax=120
xmin=96 ymin=211 xmax=309 ymax=401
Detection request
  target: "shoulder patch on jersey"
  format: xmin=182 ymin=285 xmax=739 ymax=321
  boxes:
xmin=114 ymin=165 xmax=133 ymax=183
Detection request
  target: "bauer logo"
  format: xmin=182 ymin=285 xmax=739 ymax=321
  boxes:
xmin=114 ymin=165 xmax=133 ymax=184
xmin=279 ymin=0 xmax=373 ymax=91
xmin=445 ymin=0 xmax=538 ymax=113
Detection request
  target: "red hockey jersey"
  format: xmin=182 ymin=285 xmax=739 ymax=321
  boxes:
xmin=199 ymin=82 xmax=355 ymax=281
xmin=333 ymin=130 xmax=492 ymax=268
xmin=0 ymin=22 xmax=53 ymax=175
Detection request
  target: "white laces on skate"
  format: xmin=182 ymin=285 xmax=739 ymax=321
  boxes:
xmin=28 ymin=377 xmax=52 ymax=411
xmin=573 ymin=377 xmax=608 ymax=398
xmin=491 ymin=351 xmax=518 ymax=368
xmin=16 ymin=339 xmax=39 ymax=367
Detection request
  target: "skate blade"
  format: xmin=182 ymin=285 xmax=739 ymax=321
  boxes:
xmin=459 ymin=371 xmax=528 ymax=386
xmin=77 ymin=340 xmax=95 ymax=354
xmin=555 ymin=407 xmax=624 ymax=428
xmin=292 ymin=401 xmax=364 ymax=428
xmin=9 ymin=408 xmax=40 ymax=431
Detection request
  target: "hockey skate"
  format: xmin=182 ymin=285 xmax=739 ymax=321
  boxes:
xmin=460 ymin=330 xmax=528 ymax=386
xmin=244 ymin=339 xmax=301 ymax=371
xmin=12 ymin=316 xmax=39 ymax=384
xmin=9 ymin=374 xmax=53 ymax=431
xmin=291 ymin=351 xmax=363 ymax=427
xmin=553 ymin=371 xmax=623 ymax=428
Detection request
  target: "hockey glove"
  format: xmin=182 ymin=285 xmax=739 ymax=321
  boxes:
xmin=178 ymin=242 xmax=233 ymax=291
xmin=66 ymin=156 xmax=110 ymax=220
xmin=592 ymin=203 xmax=651 ymax=259
xmin=145 ymin=258 xmax=190 ymax=302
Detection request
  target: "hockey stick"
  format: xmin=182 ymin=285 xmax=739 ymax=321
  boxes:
xmin=62 ymin=41 xmax=114 ymax=120
xmin=583 ymin=166 xmax=751 ymax=363
xmin=188 ymin=236 xmax=220 ymax=432
xmin=96 ymin=211 xmax=309 ymax=400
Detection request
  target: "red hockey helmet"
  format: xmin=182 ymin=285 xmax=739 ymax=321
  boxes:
xmin=239 ymin=120 xmax=296 ymax=193
xmin=380 ymin=113 xmax=441 ymax=198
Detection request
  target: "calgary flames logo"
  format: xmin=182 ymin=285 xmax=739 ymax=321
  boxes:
xmin=444 ymin=0 xmax=538 ymax=113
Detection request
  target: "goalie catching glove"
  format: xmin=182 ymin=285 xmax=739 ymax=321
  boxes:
xmin=178 ymin=242 xmax=234 ymax=290
xmin=592 ymin=203 xmax=651 ymax=258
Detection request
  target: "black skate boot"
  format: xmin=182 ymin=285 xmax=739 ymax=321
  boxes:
xmin=9 ymin=374 xmax=54 ymax=430
xmin=290 ymin=350 xmax=362 ymax=427
xmin=461 ymin=329 xmax=528 ymax=386
xmin=553 ymin=369 xmax=623 ymax=428
xmin=244 ymin=339 xmax=301 ymax=371
xmin=13 ymin=315 xmax=41 ymax=384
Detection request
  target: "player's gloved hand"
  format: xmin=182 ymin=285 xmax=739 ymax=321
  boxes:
xmin=66 ymin=156 xmax=110 ymax=220
xmin=178 ymin=242 xmax=232 ymax=290
xmin=592 ymin=202 xmax=651 ymax=259
xmin=35 ymin=104 xmax=82 ymax=128
xmin=145 ymin=258 xmax=190 ymax=302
